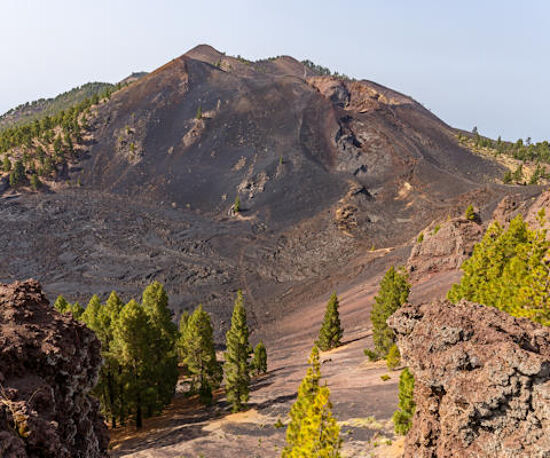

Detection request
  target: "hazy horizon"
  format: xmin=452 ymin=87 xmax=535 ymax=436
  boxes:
xmin=2 ymin=0 xmax=548 ymax=141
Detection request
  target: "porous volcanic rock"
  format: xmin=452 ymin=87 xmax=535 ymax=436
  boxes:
xmin=0 ymin=280 xmax=108 ymax=458
xmin=526 ymin=189 xmax=550 ymax=234
xmin=388 ymin=300 xmax=550 ymax=457
xmin=406 ymin=218 xmax=483 ymax=283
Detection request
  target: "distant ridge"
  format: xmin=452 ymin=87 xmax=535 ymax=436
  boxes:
xmin=0 ymin=72 xmax=148 ymax=131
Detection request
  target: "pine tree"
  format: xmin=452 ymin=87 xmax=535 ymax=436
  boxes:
xmin=111 ymin=299 xmax=153 ymax=428
xmin=81 ymin=294 xmax=102 ymax=328
xmin=289 ymin=386 xmax=342 ymax=457
xmin=393 ymin=368 xmax=415 ymax=435
xmin=2 ymin=155 xmax=11 ymax=172
xmin=54 ymin=295 xmax=69 ymax=313
xmin=386 ymin=344 xmax=401 ymax=371
xmin=369 ymin=267 xmax=410 ymax=359
xmin=30 ymin=174 xmax=41 ymax=190
xmin=464 ymin=204 xmax=476 ymax=221
xmin=64 ymin=301 xmax=84 ymax=319
xmin=141 ymin=282 xmax=179 ymax=413
xmin=284 ymin=346 xmax=321 ymax=451
xmin=316 ymin=292 xmax=343 ymax=351
xmin=177 ymin=310 xmax=190 ymax=364
xmin=233 ymin=195 xmax=241 ymax=213
xmin=224 ymin=290 xmax=252 ymax=412
xmin=182 ymin=305 xmax=222 ymax=404
xmin=283 ymin=346 xmax=342 ymax=457
xmin=448 ymin=214 xmax=549 ymax=324
xmin=251 ymin=340 xmax=268 ymax=375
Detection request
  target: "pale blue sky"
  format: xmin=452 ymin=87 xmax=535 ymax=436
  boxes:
xmin=1 ymin=0 xmax=548 ymax=141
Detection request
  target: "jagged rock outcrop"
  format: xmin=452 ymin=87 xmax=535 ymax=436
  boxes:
xmin=406 ymin=218 xmax=483 ymax=283
xmin=0 ymin=280 xmax=108 ymax=458
xmin=388 ymin=300 xmax=550 ymax=458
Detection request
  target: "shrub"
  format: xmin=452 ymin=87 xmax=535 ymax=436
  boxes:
xmin=386 ymin=344 xmax=401 ymax=371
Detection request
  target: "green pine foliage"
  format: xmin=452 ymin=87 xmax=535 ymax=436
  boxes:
xmin=465 ymin=204 xmax=476 ymax=221
xmin=224 ymin=290 xmax=252 ymax=412
xmin=284 ymin=346 xmax=321 ymax=452
xmin=457 ymin=131 xmax=550 ymax=166
xmin=316 ymin=292 xmax=343 ymax=351
xmin=283 ymin=346 xmax=342 ymax=457
xmin=177 ymin=310 xmax=190 ymax=364
xmin=392 ymin=368 xmax=415 ymax=435
xmin=386 ymin=344 xmax=401 ymax=371
xmin=251 ymin=340 xmax=268 ymax=376
xmin=141 ymin=282 xmax=179 ymax=415
xmin=448 ymin=213 xmax=550 ymax=325
xmin=53 ymin=295 xmax=69 ymax=313
xmin=233 ymin=195 xmax=241 ymax=213
xmin=0 ymin=82 xmax=126 ymax=186
xmin=368 ymin=267 xmax=410 ymax=359
xmin=61 ymin=283 xmax=178 ymax=428
xmin=111 ymin=299 xmax=152 ymax=429
xmin=181 ymin=304 xmax=222 ymax=404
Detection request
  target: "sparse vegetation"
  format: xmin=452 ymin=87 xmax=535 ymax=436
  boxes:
xmin=233 ymin=195 xmax=241 ymax=213
xmin=417 ymin=232 xmax=424 ymax=243
xmin=301 ymin=59 xmax=353 ymax=80
xmin=457 ymin=131 xmax=550 ymax=184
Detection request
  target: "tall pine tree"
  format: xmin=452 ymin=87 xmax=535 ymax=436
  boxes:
xmin=369 ymin=266 xmax=410 ymax=359
xmin=182 ymin=305 xmax=222 ymax=404
xmin=224 ymin=290 xmax=252 ymax=412
xmin=141 ymin=282 xmax=179 ymax=414
xmin=111 ymin=300 xmax=153 ymax=428
xmin=284 ymin=345 xmax=321 ymax=451
xmin=283 ymin=345 xmax=342 ymax=457
xmin=316 ymin=292 xmax=343 ymax=351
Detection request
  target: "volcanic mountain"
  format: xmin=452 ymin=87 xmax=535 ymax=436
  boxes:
xmin=0 ymin=44 xmax=537 ymax=332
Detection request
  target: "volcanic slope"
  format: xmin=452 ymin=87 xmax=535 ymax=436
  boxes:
xmin=0 ymin=44 xmax=535 ymax=332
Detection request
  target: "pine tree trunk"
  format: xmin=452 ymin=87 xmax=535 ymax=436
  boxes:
xmin=136 ymin=392 xmax=143 ymax=429
xmin=108 ymin=371 xmax=116 ymax=428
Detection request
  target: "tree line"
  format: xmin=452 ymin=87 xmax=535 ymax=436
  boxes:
xmin=0 ymin=84 xmax=122 ymax=189
xmin=55 ymin=283 xmax=267 ymax=428
xmin=457 ymin=130 xmax=550 ymax=184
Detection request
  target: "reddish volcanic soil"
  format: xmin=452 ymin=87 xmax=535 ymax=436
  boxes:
xmin=109 ymin=251 xmax=458 ymax=457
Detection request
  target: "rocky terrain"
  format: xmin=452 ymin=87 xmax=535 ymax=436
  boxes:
xmin=389 ymin=299 xmax=550 ymax=457
xmin=0 ymin=280 xmax=108 ymax=457
xmin=0 ymin=44 xmax=548 ymax=457
xmin=1 ymin=44 xmax=540 ymax=336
